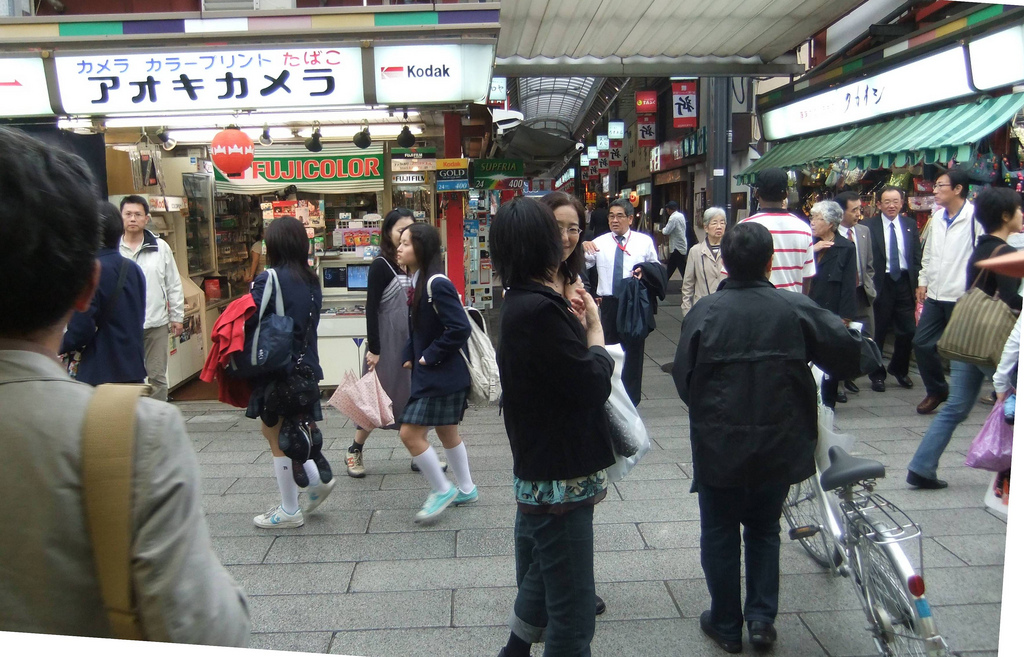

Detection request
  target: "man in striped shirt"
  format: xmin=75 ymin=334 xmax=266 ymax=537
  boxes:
xmin=737 ymin=168 xmax=816 ymax=294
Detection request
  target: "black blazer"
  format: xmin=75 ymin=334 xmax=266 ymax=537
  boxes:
xmin=862 ymin=214 xmax=922 ymax=291
xmin=498 ymin=283 xmax=616 ymax=480
xmin=60 ymin=249 xmax=147 ymax=385
xmin=808 ymin=233 xmax=857 ymax=321
xmin=402 ymin=274 xmax=472 ymax=399
xmin=247 ymin=267 xmax=323 ymax=380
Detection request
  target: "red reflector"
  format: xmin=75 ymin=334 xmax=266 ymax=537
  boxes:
xmin=908 ymin=574 xmax=925 ymax=597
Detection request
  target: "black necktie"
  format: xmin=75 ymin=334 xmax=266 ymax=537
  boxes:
xmin=889 ymin=220 xmax=901 ymax=282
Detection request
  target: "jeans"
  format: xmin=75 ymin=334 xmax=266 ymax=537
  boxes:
xmin=510 ymin=505 xmax=596 ymax=657
xmin=697 ymin=482 xmax=791 ymax=640
xmin=913 ymin=299 xmax=957 ymax=397
xmin=908 ymin=361 xmax=993 ymax=480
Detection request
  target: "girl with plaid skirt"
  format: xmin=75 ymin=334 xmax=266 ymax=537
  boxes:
xmin=396 ymin=223 xmax=479 ymax=523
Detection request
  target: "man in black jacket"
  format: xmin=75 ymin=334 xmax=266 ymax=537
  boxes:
xmin=673 ymin=222 xmax=877 ymax=653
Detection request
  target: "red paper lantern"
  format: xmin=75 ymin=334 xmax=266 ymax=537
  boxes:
xmin=211 ymin=128 xmax=254 ymax=177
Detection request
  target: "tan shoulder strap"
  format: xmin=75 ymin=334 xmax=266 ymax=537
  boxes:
xmin=82 ymin=384 xmax=147 ymax=641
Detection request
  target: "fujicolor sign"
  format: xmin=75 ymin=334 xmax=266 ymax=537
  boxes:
xmin=374 ymin=44 xmax=495 ymax=105
xmin=55 ymin=46 xmax=363 ymax=114
xmin=248 ymin=154 xmax=382 ymax=182
xmin=0 ymin=57 xmax=53 ymax=117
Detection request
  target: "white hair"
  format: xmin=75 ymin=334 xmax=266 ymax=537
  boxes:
xmin=702 ymin=206 xmax=727 ymax=229
xmin=811 ymin=200 xmax=843 ymax=230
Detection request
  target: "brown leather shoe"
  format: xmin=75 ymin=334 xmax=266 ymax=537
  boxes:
xmin=917 ymin=391 xmax=949 ymax=415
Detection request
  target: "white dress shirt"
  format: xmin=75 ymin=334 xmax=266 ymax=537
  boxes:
xmin=881 ymin=213 xmax=909 ymax=274
xmin=585 ymin=229 xmax=660 ymax=297
xmin=662 ymin=211 xmax=689 ymax=255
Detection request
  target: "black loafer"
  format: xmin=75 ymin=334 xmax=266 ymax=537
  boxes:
xmin=844 ymin=380 xmax=860 ymax=394
xmin=836 ymin=390 xmax=848 ymax=404
xmin=596 ymin=595 xmax=606 ymax=615
xmin=748 ymin=621 xmax=777 ymax=651
xmin=907 ymin=470 xmax=948 ymax=490
xmin=700 ymin=611 xmax=742 ymax=654
xmin=871 ymin=379 xmax=886 ymax=393
xmin=893 ymin=374 xmax=914 ymax=389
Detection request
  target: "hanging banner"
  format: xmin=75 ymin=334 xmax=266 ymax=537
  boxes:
xmin=436 ymin=157 xmax=469 ymax=191
xmin=471 ymin=158 xmax=525 ymax=189
xmin=609 ymin=139 xmax=624 ymax=167
xmin=598 ymin=156 xmax=609 ymax=175
xmin=672 ymin=81 xmax=698 ymax=129
xmin=588 ymin=164 xmax=599 ymax=180
xmin=214 ymin=145 xmax=383 ymax=193
xmin=596 ymin=135 xmax=610 ymax=150
xmin=608 ymin=121 xmax=625 ymax=140
xmin=635 ymin=90 xmax=657 ymax=114
xmin=637 ymin=115 xmax=657 ymax=148
xmin=55 ymin=46 xmax=364 ymax=114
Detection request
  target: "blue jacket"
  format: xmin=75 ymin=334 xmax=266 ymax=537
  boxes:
xmin=247 ymin=267 xmax=323 ymax=381
xmin=403 ymin=274 xmax=471 ymax=398
xmin=60 ymin=249 xmax=147 ymax=385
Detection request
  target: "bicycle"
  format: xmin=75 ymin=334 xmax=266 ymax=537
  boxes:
xmin=783 ymin=434 xmax=952 ymax=657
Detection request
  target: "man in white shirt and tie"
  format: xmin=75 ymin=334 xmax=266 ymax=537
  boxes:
xmin=583 ymin=199 xmax=661 ymax=405
xmin=835 ymin=191 xmax=877 ymax=399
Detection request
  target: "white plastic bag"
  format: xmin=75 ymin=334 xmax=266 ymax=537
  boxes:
xmin=811 ymin=366 xmax=855 ymax=473
xmin=603 ymin=344 xmax=652 ymax=482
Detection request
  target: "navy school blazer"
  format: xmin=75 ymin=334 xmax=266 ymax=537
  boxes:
xmin=402 ymin=273 xmax=472 ymax=399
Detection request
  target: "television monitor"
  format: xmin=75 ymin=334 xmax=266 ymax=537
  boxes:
xmin=321 ymin=266 xmax=347 ymax=289
xmin=345 ymin=264 xmax=371 ymax=291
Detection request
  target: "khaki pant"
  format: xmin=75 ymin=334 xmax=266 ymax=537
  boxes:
xmin=143 ymin=325 xmax=169 ymax=401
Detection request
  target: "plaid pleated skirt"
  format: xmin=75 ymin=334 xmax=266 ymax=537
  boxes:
xmin=398 ymin=389 xmax=469 ymax=427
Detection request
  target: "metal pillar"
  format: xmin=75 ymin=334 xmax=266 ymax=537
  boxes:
xmin=708 ymin=76 xmax=733 ymax=223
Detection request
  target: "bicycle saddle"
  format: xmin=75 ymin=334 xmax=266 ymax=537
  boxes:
xmin=819 ymin=446 xmax=886 ymax=491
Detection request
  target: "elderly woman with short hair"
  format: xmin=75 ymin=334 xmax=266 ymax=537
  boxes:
xmin=680 ymin=207 xmax=728 ymax=316
xmin=809 ymin=199 xmax=858 ymax=407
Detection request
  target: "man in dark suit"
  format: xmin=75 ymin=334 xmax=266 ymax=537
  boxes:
xmin=861 ymin=186 xmax=922 ymax=392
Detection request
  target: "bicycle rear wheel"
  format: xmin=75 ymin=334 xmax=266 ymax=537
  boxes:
xmin=782 ymin=475 xmax=834 ymax=568
xmin=853 ymin=518 xmax=942 ymax=656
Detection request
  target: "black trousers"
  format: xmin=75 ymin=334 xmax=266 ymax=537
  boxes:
xmin=697 ymin=482 xmax=791 ymax=640
xmin=600 ymin=296 xmax=645 ymax=406
xmin=665 ymin=249 xmax=688 ymax=280
xmin=871 ymin=273 xmax=916 ymax=380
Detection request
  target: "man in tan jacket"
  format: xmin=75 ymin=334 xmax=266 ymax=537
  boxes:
xmin=0 ymin=127 xmax=250 ymax=646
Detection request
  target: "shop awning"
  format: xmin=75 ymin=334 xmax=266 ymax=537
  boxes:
xmin=738 ymin=93 xmax=1024 ymax=184
xmin=214 ymin=145 xmax=384 ymax=195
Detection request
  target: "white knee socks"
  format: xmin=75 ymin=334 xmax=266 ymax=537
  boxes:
xmin=444 ymin=442 xmax=475 ymax=493
xmin=303 ymin=459 xmax=320 ymax=487
xmin=273 ymin=456 xmax=300 ymax=514
xmin=412 ymin=448 xmax=452 ymax=494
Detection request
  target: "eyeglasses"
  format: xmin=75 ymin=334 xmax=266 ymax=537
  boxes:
xmin=933 ymin=183 xmax=951 ymax=189
xmin=123 ymin=211 xmax=146 ymax=218
xmin=559 ymin=226 xmax=582 ymax=236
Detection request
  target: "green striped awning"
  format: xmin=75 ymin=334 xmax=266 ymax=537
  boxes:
xmin=737 ymin=93 xmax=1024 ymax=184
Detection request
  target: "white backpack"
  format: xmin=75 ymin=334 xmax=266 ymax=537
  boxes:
xmin=427 ymin=274 xmax=502 ymax=405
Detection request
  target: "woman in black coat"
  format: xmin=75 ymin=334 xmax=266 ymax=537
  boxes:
xmin=808 ymin=200 xmax=858 ymax=408
xmin=492 ymin=197 xmax=615 ymax=657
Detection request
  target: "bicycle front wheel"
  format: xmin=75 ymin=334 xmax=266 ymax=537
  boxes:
xmin=853 ymin=518 xmax=939 ymax=656
xmin=782 ymin=476 xmax=834 ymax=569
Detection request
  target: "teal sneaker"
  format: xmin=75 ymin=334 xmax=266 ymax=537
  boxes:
xmin=453 ymin=486 xmax=479 ymax=506
xmin=415 ymin=486 xmax=458 ymax=524
xmin=300 ymin=476 xmax=336 ymax=515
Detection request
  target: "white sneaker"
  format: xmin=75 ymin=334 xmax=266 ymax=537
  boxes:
xmin=300 ymin=477 xmax=336 ymax=515
xmin=253 ymin=505 xmax=304 ymax=528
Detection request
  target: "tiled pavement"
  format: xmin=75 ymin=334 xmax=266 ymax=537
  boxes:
xmin=178 ymin=291 xmax=1006 ymax=656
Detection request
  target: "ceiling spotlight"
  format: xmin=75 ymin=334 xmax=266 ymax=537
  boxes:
xmin=353 ymin=120 xmax=371 ymax=149
xmin=259 ymin=123 xmax=273 ymax=146
xmin=396 ymin=112 xmax=416 ymax=148
xmin=304 ymin=122 xmax=323 ymax=153
xmin=156 ymin=128 xmax=176 ymax=151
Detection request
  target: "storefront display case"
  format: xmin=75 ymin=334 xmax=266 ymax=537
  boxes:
xmin=182 ymin=172 xmax=216 ymax=277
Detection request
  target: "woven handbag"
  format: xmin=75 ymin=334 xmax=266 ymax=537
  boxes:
xmin=937 ymin=246 xmax=1018 ymax=368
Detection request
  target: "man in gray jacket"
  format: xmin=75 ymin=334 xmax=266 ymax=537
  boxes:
xmin=0 ymin=127 xmax=250 ymax=646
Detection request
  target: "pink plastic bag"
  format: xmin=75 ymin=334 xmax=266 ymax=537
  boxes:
xmin=965 ymin=400 xmax=1014 ymax=472
xmin=328 ymin=370 xmax=395 ymax=430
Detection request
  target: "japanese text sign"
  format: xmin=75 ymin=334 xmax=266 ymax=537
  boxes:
xmin=596 ymin=135 xmax=609 ymax=150
xmin=608 ymin=121 xmax=625 ymax=140
xmin=0 ymin=58 xmax=53 ymax=117
xmin=672 ymin=81 xmax=698 ymax=129
xmin=637 ymin=115 xmax=657 ymax=147
xmin=609 ymin=139 xmax=623 ymax=167
xmin=55 ymin=46 xmax=364 ymax=114
xmin=635 ymin=90 xmax=657 ymax=114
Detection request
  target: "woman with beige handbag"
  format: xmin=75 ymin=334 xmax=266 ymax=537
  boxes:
xmin=908 ymin=187 xmax=1023 ymax=489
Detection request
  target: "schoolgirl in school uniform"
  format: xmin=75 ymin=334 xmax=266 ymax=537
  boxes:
xmin=395 ymin=223 xmax=478 ymax=523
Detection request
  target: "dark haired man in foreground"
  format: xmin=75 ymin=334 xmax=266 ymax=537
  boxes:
xmin=673 ymin=222 xmax=879 ymax=653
